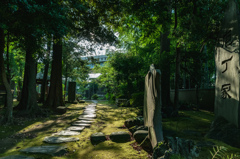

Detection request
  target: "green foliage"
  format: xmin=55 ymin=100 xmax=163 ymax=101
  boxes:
xmin=91 ymin=94 xmax=98 ymax=100
xmin=210 ymin=146 xmax=240 ymax=159
xmin=130 ymin=92 xmax=144 ymax=107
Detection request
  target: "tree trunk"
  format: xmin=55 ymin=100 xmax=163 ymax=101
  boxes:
xmin=160 ymin=31 xmax=171 ymax=107
xmin=174 ymin=44 xmax=180 ymax=112
xmin=45 ymin=36 xmax=64 ymax=109
xmin=6 ymin=32 xmax=10 ymax=83
xmin=64 ymin=76 xmax=68 ymax=101
xmin=15 ymin=34 xmax=40 ymax=115
xmin=39 ymin=40 xmax=51 ymax=103
xmin=0 ymin=28 xmax=13 ymax=124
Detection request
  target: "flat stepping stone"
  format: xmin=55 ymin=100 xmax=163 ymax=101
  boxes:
xmin=56 ymin=106 xmax=67 ymax=114
xmin=78 ymin=114 xmax=96 ymax=118
xmin=90 ymin=132 xmax=106 ymax=145
xmin=110 ymin=131 xmax=131 ymax=143
xmin=19 ymin=145 xmax=67 ymax=156
xmin=77 ymin=117 xmax=94 ymax=121
xmin=74 ymin=120 xmax=94 ymax=124
xmin=0 ymin=155 xmax=35 ymax=159
xmin=82 ymin=112 xmax=96 ymax=115
xmin=43 ymin=136 xmax=79 ymax=143
xmin=66 ymin=126 xmax=85 ymax=132
xmin=133 ymin=130 xmax=148 ymax=143
xmin=72 ymin=123 xmax=91 ymax=128
xmin=53 ymin=130 xmax=80 ymax=136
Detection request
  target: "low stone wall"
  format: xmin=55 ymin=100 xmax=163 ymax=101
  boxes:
xmin=170 ymin=88 xmax=215 ymax=111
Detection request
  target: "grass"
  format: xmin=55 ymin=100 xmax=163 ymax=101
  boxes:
xmin=0 ymin=101 xmax=240 ymax=159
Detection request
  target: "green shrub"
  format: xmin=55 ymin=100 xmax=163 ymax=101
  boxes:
xmin=91 ymin=94 xmax=98 ymax=100
xmin=130 ymin=92 xmax=144 ymax=107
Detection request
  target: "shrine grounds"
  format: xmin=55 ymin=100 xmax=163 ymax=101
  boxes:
xmin=0 ymin=101 xmax=240 ymax=159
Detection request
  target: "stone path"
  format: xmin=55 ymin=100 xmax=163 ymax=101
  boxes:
xmin=0 ymin=102 xmax=97 ymax=159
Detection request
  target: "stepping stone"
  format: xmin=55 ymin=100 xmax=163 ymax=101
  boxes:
xmin=0 ymin=155 xmax=35 ymax=159
xmin=20 ymin=145 xmax=67 ymax=156
xmin=43 ymin=136 xmax=79 ymax=143
xmin=90 ymin=132 xmax=106 ymax=145
xmin=74 ymin=120 xmax=94 ymax=124
xmin=72 ymin=123 xmax=91 ymax=128
xmin=78 ymin=114 xmax=96 ymax=119
xmin=110 ymin=131 xmax=131 ymax=143
xmin=82 ymin=111 xmax=96 ymax=115
xmin=133 ymin=130 xmax=148 ymax=143
xmin=78 ymin=117 xmax=94 ymax=121
xmin=66 ymin=126 xmax=85 ymax=132
xmin=53 ymin=130 xmax=80 ymax=136
xmin=56 ymin=106 xmax=67 ymax=114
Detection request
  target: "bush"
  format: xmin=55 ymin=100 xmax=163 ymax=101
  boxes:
xmin=130 ymin=92 xmax=144 ymax=107
xmin=91 ymin=94 xmax=99 ymax=100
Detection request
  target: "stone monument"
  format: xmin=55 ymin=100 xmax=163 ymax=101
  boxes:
xmin=215 ymin=0 xmax=240 ymax=128
xmin=143 ymin=64 xmax=163 ymax=148
xmin=68 ymin=82 xmax=77 ymax=103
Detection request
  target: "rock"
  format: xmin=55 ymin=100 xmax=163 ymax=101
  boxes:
xmin=124 ymin=116 xmax=144 ymax=129
xmin=53 ymin=130 xmax=80 ymax=136
xmin=90 ymin=132 xmax=106 ymax=145
xmin=0 ymin=155 xmax=35 ymax=159
xmin=43 ymin=136 xmax=79 ymax=143
xmin=133 ymin=130 xmax=148 ymax=144
xmin=19 ymin=145 xmax=68 ymax=156
xmin=71 ymin=123 xmax=91 ymax=128
xmin=110 ymin=131 xmax=131 ymax=143
xmin=129 ymin=125 xmax=148 ymax=134
xmin=82 ymin=111 xmax=96 ymax=115
xmin=205 ymin=116 xmax=240 ymax=148
xmin=77 ymin=117 xmax=94 ymax=121
xmin=55 ymin=106 xmax=67 ymax=114
xmin=66 ymin=126 xmax=85 ymax=132
xmin=73 ymin=120 xmax=93 ymax=124
xmin=165 ymin=137 xmax=199 ymax=159
xmin=152 ymin=142 xmax=169 ymax=159
xmin=78 ymin=114 xmax=96 ymax=119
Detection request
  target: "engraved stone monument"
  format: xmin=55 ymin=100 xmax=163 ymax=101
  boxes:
xmin=143 ymin=64 xmax=163 ymax=148
xmin=215 ymin=0 xmax=240 ymax=128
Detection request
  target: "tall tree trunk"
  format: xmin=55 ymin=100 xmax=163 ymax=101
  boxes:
xmin=15 ymin=34 xmax=40 ymax=115
xmin=0 ymin=28 xmax=13 ymax=124
xmin=160 ymin=31 xmax=171 ymax=107
xmin=39 ymin=39 xmax=51 ymax=103
xmin=45 ymin=36 xmax=64 ymax=109
xmin=6 ymin=32 xmax=10 ymax=83
xmin=174 ymin=44 xmax=180 ymax=112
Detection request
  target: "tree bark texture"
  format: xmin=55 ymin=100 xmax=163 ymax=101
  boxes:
xmin=174 ymin=44 xmax=180 ymax=111
xmin=15 ymin=34 xmax=40 ymax=114
xmin=0 ymin=28 xmax=13 ymax=124
xmin=39 ymin=40 xmax=51 ymax=103
xmin=45 ymin=36 xmax=64 ymax=109
xmin=160 ymin=31 xmax=171 ymax=107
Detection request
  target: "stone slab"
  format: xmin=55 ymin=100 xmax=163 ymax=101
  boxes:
xmin=53 ymin=130 xmax=80 ymax=136
xmin=90 ymin=132 xmax=106 ymax=144
xmin=82 ymin=112 xmax=96 ymax=115
xmin=133 ymin=130 xmax=148 ymax=143
xmin=0 ymin=155 xmax=34 ymax=159
xmin=43 ymin=136 xmax=79 ymax=143
xmin=66 ymin=126 xmax=85 ymax=132
xmin=78 ymin=114 xmax=96 ymax=119
xmin=73 ymin=120 xmax=94 ymax=124
xmin=71 ymin=123 xmax=91 ymax=128
xmin=110 ymin=131 xmax=131 ymax=143
xmin=19 ymin=145 xmax=68 ymax=156
xmin=77 ymin=117 xmax=95 ymax=121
